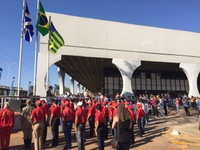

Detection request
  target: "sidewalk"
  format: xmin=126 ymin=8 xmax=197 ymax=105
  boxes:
xmin=9 ymin=107 xmax=200 ymax=150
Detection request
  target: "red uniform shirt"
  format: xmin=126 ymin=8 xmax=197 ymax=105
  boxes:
xmin=95 ymin=111 xmax=105 ymax=124
xmin=62 ymin=107 xmax=74 ymax=121
xmin=31 ymin=107 xmax=45 ymax=122
xmin=75 ymin=107 xmax=85 ymax=124
xmin=102 ymin=106 xmax=108 ymax=118
xmin=136 ymin=108 xmax=145 ymax=119
xmin=69 ymin=102 xmax=74 ymax=111
xmin=51 ymin=105 xmax=61 ymax=119
xmin=41 ymin=104 xmax=49 ymax=116
xmin=112 ymin=108 xmax=118 ymax=117
xmin=127 ymin=109 xmax=134 ymax=121
xmin=0 ymin=108 xmax=15 ymax=128
xmin=87 ymin=105 xmax=95 ymax=117
xmin=82 ymin=106 xmax=88 ymax=122
xmin=108 ymin=107 xmax=113 ymax=118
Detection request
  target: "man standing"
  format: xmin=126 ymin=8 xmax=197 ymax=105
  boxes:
xmin=41 ymin=100 xmax=49 ymax=144
xmin=49 ymin=100 xmax=61 ymax=147
xmin=74 ymin=101 xmax=85 ymax=150
xmin=46 ymin=86 xmax=54 ymax=106
xmin=20 ymin=99 xmax=34 ymax=149
xmin=0 ymin=102 xmax=15 ymax=150
xmin=87 ymin=101 xmax=95 ymax=138
xmin=31 ymin=100 xmax=45 ymax=150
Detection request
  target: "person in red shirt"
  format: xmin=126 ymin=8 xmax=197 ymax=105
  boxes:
xmin=101 ymin=101 xmax=108 ymax=139
xmin=136 ymin=105 xmax=145 ymax=137
xmin=127 ymin=105 xmax=135 ymax=143
xmin=0 ymin=102 xmax=15 ymax=150
xmin=82 ymin=101 xmax=88 ymax=142
xmin=62 ymin=100 xmax=74 ymax=150
xmin=108 ymin=102 xmax=114 ymax=135
xmin=94 ymin=103 xmax=106 ymax=150
xmin=31 ymin=100 xmax=45 ymax=150
xmin=41 ymin=100 xmax=49 ymax=144
xmin=69 ymin=99 xmax=74 ymax=111
xmin=60 ymin=99 xmax=66 ymax=133
xmin=87 ymin=101 xmax=96 ymax=138
xmin=74 ymin=101 xmax=85 ymax=150
xmin=49 ymin=100 xmax=61 ymax=147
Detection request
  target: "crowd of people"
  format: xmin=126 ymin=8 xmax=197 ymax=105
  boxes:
xmin=0 ymin=91 xmax=200 ymax=150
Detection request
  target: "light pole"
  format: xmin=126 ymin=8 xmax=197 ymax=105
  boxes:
xmin=4 ymin=62 xmax=16 ymax=86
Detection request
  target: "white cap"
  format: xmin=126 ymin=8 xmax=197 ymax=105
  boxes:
xmin=87 ymin=100 xmax=91 ymax=103
xmin=77 ymin=101 xmax=83 ymax=106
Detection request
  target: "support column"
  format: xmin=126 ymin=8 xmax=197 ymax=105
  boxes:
xmin=77 ymin=82 xmax=80 ymax=95
xmin=180 ymin=63 xmax=200 ymax=97
xmin=70 ymin=77 xmax=74 ymax=95
xmin=58 ymin=67 xmax=65 ymax=95
xmin=82 ymin=86 xmax=85 ymax=94
xmin=112 ymin=58 xmax=141 ymax=97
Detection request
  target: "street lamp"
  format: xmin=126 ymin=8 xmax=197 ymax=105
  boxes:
xmin=4 ymin=62 xmax=16 ymax=86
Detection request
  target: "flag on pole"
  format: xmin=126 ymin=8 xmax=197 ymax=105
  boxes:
xmin=36 ymin=1 xmax=49 ymax=36
xmin=49 ymin=22 xmax=65 ymax=54
xmin=24 ymin=2 xmax=34 ymax=42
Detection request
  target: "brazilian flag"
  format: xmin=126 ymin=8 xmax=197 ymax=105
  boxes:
xmin=36 ymin=1 xmax=49 ymax=36
xmin=49 ymin=22 xmax=64 ymax=54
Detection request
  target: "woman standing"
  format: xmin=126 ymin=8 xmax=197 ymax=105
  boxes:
xmin=175 ymin=98 xmax=180 ymax=115
xmin=112 ymin=104 xmax=132 ymax=150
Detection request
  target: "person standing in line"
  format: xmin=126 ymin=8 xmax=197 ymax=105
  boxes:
xmin=87 ymin=101 xmax=96 ymax=138
xmin=30 ymin=100 xmax=45 ymax=150
xmin=196 ymin=97 xmax=200 ymax=114
xmin=0 ymin=102 xmax=15 ymax=150
xmin=82 ymin=100 xmax=88 ymax=142
xmin=60 ymin=99 xmax=66 ymax=133
xmin=136 ymin=104 xmax=145 ymax=137
xmin=62 ymin=100 xmax=74 ymax=150
xmin=40 ymin=100 xmax=49 ymax=144
xmin=49 ymin=100 xmax=61 ymax=147
xmin=101 ymin=101 xmax=109 ymax=139
xmin=94 ymin=103 xmax=106 ymax=150
xmin=74 ymin=101 xmax=85 ymax=150
xmin=126 ymin=105 xmax=135 ymax=143
xmin=182 ymin=97 xmax=190 ymax=116
xmin=20 ymin=99 xmax=34 ymax=149
xmin=143 ymin=100 xmax=149 ymax=125
xmin=112 ymin=104 xmax=132 ymax=150
xmin=175 ymin=98 xmax=180 ymax=115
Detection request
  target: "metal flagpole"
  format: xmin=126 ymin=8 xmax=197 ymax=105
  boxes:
xmin=46 ymin=16 xmax=51 ymax=91
xmin=33 ymin=0 xmax=40 ymax=96
xmin=17 ymin=0 xmax=26 ymax=96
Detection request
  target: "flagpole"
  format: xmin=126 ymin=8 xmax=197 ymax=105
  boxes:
xmin=33 ymin=0 xmax=40 ymax=96
xmin=18 ymin=0 xmax=26 ymax=97
xmin=46 ymin=16 xmax=51 ymax=91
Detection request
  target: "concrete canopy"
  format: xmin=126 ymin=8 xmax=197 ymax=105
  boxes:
xmin=36 ymin=12 xmax=200 ymax=97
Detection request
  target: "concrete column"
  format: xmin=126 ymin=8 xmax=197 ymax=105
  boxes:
xmin=180 ymin=63 xmax=200 ymax=97
xmin=58 ymin=67 xmax=65 ymax=95
xmin=77 ymin=82 xmax=80 ymax=95
xmin=112 ymin=58 xmax=141 ymax=97
xmin=70 ymin=77 xmax=74 ymax=95
xmin=36 ymin=52 xmax=61 ymax=97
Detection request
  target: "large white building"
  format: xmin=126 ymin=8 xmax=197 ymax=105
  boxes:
xmin=36 ymin=12 xmax=200 ymax=98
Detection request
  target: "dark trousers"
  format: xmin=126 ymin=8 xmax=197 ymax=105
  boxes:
xmin=88 ymin=116 xmax=95 ymax=137
xmin=184 ymin=107 xmax=190 ymax=116
xmin=42 ymin=121 xmax=48 ymax=143
xmin=152 ymin=105 xmax=155 ymax=115
xmin=76 ymin=124 xmax=85 ymax=150
xmin=155 ymin=107 xmax=159 ymax=116
xmin=97 ymin=123 xmax=105 ymax=150
xmin=104 ymin=118 xmax=108 ymax=139
xmin=130 ymin=121 xmax=134 ymax=142
xmin=164 ymin=106 xmax=168 ymax=116
xmin=51 ymin=118 xmax=60 ymax=146
xmin=64 ymin=121 xmax=73 ymax=149
xmin=137 ymin=118 xmax=143 ymax=137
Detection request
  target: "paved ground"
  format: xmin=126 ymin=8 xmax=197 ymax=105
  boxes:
xmin=9 ymin=107 xmax=200 ymax=150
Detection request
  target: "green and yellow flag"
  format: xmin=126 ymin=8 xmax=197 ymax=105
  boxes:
xmin=36 ymin=1 xmax=49 ymax=36
xmin=49 ymin=22 xmax=64 ymax=54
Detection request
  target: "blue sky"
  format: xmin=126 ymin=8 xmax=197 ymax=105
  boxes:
xmin=0 ymin=0 xmax=200 ymax=92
